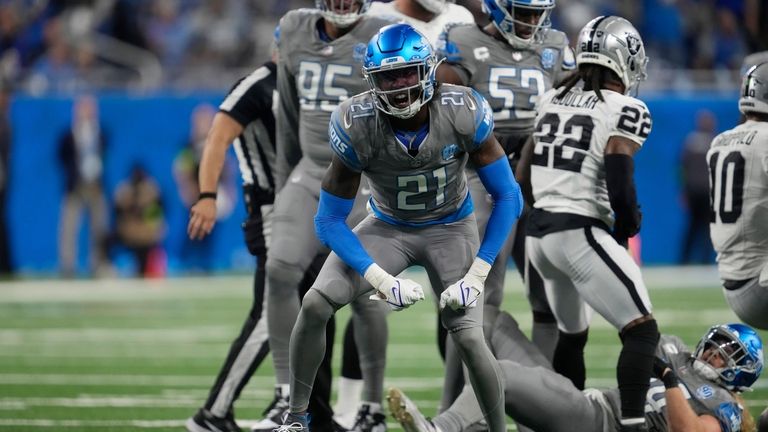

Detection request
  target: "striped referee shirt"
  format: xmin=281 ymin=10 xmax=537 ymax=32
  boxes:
xmin=219 ymin=61 xmax=277 ymax=195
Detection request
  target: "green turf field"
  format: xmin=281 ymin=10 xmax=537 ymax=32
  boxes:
xmin=1 ymin=267 xmax=766 ymax=431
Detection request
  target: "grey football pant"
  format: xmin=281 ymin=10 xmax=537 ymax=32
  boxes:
xmin=526 ymin=226 xmax=652 ymax=333
xmin=723 ymin=262 xmax=768 ymax=330
xmin=290 ymin=214 xmax=507 ymax=432
xmin=266 ymin=159 xmax=372 ymax=385
xmin=434 ymin=312 xmax=610 ymax=432
xmin=440 ymin=171 xmax=556 ymax=412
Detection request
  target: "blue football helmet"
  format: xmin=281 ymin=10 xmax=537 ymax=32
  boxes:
xmin=693 ymin=323 xmax=764 ymax=392
xmin=482 ymin=0 xmax=554 ymax=47
xmin=362 ymin=24 xmax=439 ymax=119
xmin=315 ymin=0 xmax=372 ymax=28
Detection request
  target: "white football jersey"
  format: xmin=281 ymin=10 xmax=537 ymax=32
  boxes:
xmin=530 ymin=87 xmax=651 ymax=226
xmin=366 ymin=1 xmax=474 ymax=47
xmin=707 ymin=119 xmax=768 ymax=281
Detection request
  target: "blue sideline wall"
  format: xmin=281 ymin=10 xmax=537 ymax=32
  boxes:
xmin=6 ymin=91 xmax=741 ymax=274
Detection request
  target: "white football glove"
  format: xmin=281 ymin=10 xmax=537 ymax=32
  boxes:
xmin=440 ymin=258 xmax=492 ymax=311
xmin=365 ymin=264 xmax=425 ymax=311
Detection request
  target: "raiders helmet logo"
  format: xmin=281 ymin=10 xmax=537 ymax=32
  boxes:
xmin=626 ymin=34 xmax=641 ymax=56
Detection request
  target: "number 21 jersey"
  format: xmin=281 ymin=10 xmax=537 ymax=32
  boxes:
xmin=530 ymin=87 xmax=652 ymax=227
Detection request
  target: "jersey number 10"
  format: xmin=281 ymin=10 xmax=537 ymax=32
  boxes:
xmin=708 ymin=150 xmax=745 ymax=223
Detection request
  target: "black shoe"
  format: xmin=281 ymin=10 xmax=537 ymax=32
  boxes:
xmin=251 ymin=387 xmax=291 ymax=432
xmin=186 ymin=408 xmax=242 ymax=432
xmin=349 ymin=404 xmax=386 ymax=432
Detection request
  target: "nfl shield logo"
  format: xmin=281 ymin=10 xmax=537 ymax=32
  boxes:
xmin=541 ymin=48 xmax=556 ymax=69
xmin=512 ymin=51 xmax=523 ymax=61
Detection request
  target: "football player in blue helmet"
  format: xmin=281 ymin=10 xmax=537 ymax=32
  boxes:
xmin=389 ymin=316 xmax=765 ymax=432
xmin=315 ymin=0 xmax=372 ymax=28
xmin=362 ymin=24 xmax=441 ymax=119
xmin=483 ymin=0 xmax=555 ymax=47
xmin=278 ymin=22 xmax=522 ymax=432
xmin=692 ymin=323 xmax=764 ymax=392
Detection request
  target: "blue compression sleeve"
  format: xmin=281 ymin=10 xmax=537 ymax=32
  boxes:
xmin=314 ymin=189 xmax=375 ymax=275
xmin=476 ymin=156 xmax=524 ymax=264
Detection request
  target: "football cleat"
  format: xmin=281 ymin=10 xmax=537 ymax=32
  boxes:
xmin=251 ymin=387 xmax=290 ymax=432
xmin=272 ymin=412 xmax=310 ymax=432
xmin=387 ymin=388 xmax=437 ymax=432
xmin=186 ymin=408 xmax=242 ymax=432
xmin=349 ymin=403 xmax=386 ymax=432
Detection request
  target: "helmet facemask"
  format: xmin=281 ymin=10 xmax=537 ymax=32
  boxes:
xmin=739 ymin=62 xmax=768 ymax=115
xmin=316 ymin=0 xmax=369 ymax=28
xmin=484 ymin=0 xmax=554 ymax=48
xmin=364 ymin=57 xmax=439 ymax=119
xmin=693 ymin=326 xmax=764 ymax=391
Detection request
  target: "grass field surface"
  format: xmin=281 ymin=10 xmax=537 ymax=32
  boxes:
xmin=1 ymin=266 xmax=766 ymax=431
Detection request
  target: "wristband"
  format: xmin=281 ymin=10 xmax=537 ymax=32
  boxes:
xmin=198 ymin=191 xmax=217 ymax=201
xmin=661 ymin=370 xmax=680 ymax=389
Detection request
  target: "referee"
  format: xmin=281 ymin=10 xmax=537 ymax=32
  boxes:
xmin=185 ymin=54 xmax=340 ymax=432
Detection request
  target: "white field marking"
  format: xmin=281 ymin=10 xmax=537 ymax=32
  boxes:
xmin=0 ymin=419 xmax=186 ymax=427
xmin=0 ymin=266 xmax=720 ymax=304
xmin=0 ymin=276 xmax=252 ymax=303
xmin=0 ymin=373 xmax=445 ymax=390
xmin=0 ymin=327 xmax=238 ymax=344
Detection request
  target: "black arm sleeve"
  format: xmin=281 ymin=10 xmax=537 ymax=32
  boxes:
xmin=605 ymin=153 xmax=641 ymax=244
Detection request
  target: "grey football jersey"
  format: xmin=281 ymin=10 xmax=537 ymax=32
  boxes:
xmin=708 ymin=120 xmax=768 ymax=280
xmin=604 ymin=335 xmax=745 ymax=432
xmin=530 ymin=88 xmax=652 ymax=227
xmin=275 ymin=10 xmax=394 ymax=189
xmin=329 ymin=84 xmax=494 ymax=224
xmin=437 ymin=25 xmax=575 ymax=135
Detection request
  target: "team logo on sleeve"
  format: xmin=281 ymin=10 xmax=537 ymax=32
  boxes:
xmin=353 ymin=43 xmax=367 ymax=63
xmin=541 ymin=48 xmax=556 ymax=69
xmin=695 ymin=385 xmax=714 ymax=399
xmin=442 ymin=144 xmax=459 ymax=161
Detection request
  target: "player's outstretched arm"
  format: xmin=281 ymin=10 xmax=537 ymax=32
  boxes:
xmin=188 ymin=112 xmax=244 ymax=240
xmin=315 ymin=156 xmax=424 ymax=311
xmin=604 ymin=136 xmax=642 ymax=246
xmin=441 ymin=135 xmax=523 ymax=310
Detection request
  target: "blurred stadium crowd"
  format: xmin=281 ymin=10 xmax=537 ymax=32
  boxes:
xmin=0 ymin=0 xmax=765 ymax=93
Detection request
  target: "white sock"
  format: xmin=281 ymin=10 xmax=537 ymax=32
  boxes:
xmin=361 ymin=401 xmax=381 ymax=413
xmin=278 ymin=383 xmax=290 ymax=398
xmin=333 ymin=377 xmax=363 ymax=414
xmin=620 ymin=417 xmax=645 ymax=426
